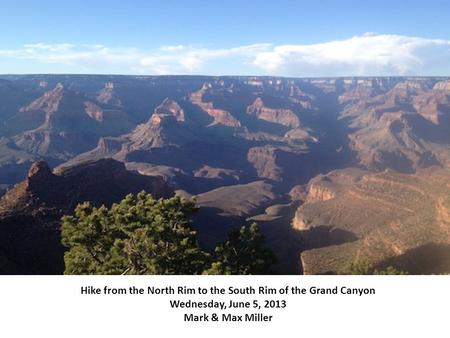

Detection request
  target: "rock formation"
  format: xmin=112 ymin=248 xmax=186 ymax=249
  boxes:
xmin=0 ymin=158 xmax=172 ymax=274
xmin=189 ymin=83 xmax=241 ymax=127
xmin=294 ymin=167 xmax=450 ymax=274
xmin=246 ymin=97 xmax=300 ymax=128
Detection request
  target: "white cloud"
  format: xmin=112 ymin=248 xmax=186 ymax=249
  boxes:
xmin=1 ymin=34 xmax=450 ymax=76
xmin=252 ymin=34 xmax=450 ymax=76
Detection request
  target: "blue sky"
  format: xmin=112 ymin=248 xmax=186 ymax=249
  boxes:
xmin=1 ymin=0 xmax=450 ymax=76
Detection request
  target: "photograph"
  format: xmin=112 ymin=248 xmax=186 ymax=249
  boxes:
xmin=0 ymin=0 xmax=449 ymax=278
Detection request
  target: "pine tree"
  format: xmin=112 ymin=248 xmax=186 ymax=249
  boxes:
xmin=205 ymin=223 xmax=277 ymax=275
xmin=345 ymin=261 xmax=408 ymax=275
xmin=61 ymin=192 xmax=209 ymax=274
xmin=61 ymin=192 xmax=277 ymax=275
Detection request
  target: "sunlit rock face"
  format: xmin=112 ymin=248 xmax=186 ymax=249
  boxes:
xmin=296 ymin=168 xmax=450 ymax=275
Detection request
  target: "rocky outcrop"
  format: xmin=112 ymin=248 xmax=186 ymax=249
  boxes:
xmin=84 ymin=101 xmax=104 ymax=121
xmin=246 ymin=97 xmax=300 ymax=128
xmin=20 ymin=83 xmax=64 ymax=116
xmin=97 ymin=82 xmax=121 ymax=106
xmin=0 ymin=159 xmax=173 ymax=274
xmin=26 ymin=161 xmax=54 ymax=190
xmin=247 ymin=146 xmax=283 ymax=181
xmin=306 ymin=182 xmax=336 ymax=203
xmin=412 ymin=90 xmax=450 ymax=125
xmin=97 ymin=137 xmax=124 ymax=154
xmin=288 ymin=185 xmax=307 ymax=201
xmin=433 ymin=80 xmax=450 ymax=92
xmin=13 ymin=84 xmax=132 ymax=160
xmin=342 ymin=79 xmax=450 ymax=172
xmin=285 ymin=128 xmax=317 ymax=142
xmin=189 ymin=83 xmax=241 ymax=127
xmin=295 ymin=167 xmax=450 ymax=274
xmin=193 ymin=165 xmax=241 ymax=181
xmin=127 ymin=98 xmax=197 ymax=149
xmin=195 ymin=180 xmax=277 ymax=217
xmin=154 ymin=97 xmax=185 ymax=122
xmin=14 ymin=129 xmax=98 ymax=160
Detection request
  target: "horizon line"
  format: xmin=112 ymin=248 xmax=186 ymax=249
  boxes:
xmin=1 ymin=74 xmax=450 ymax=79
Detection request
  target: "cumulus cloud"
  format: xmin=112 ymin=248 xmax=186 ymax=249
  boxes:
xmin=1 ymin=34 xmax=450 ymax=76
xmin=252 ymin=34 xmax=450 ymax=76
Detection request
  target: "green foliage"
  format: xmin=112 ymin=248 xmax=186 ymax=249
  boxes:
xmin=373 ymin=266 xmax=408 ymax=275
xmin=61 ymin=192 xmax=277 ymax=275
xmin=61 ymin=192 xmax=208 ymax=274
xmin=204 ymin=223 xmax=277 ymax=275
xmin=345 ymin=261 xmax=408 ymax=275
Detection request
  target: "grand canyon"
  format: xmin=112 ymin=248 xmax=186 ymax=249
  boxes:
xmin=0 ymin=75 xmax=449 ymax=274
